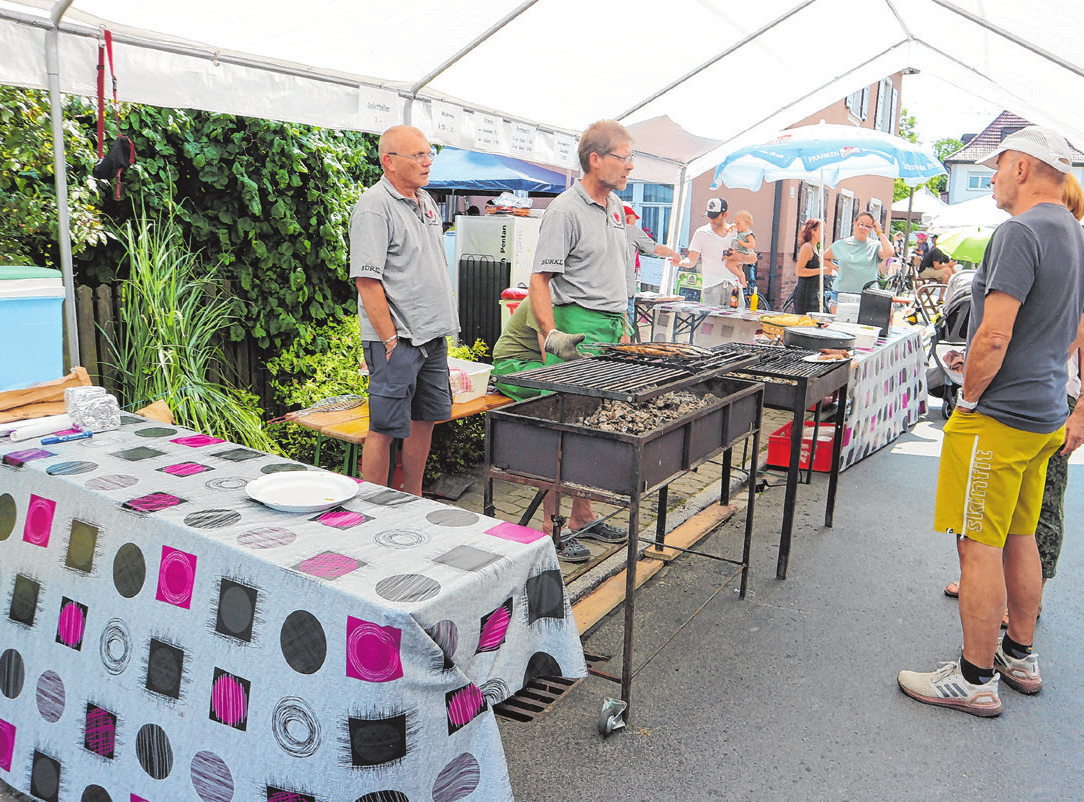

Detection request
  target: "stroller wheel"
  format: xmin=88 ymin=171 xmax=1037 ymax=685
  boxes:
xmin=941 ymin=384 xmax=956 ymax=420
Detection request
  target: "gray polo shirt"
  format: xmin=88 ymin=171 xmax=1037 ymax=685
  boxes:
xmin=625 ymin=224 xmax=657 ymax=297
xmin=533 ymin=181 xmax=628 ymax=314
xmin=349 ymin=175 xmax=459 ymax=344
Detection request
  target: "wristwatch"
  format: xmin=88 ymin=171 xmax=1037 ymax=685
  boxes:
xmin=957 ymin=396 xmax=979 ymax=411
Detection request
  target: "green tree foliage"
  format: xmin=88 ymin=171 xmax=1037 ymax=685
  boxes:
xmin=0 ymin=87 xmax=106 ymax=266
xmin=72 ymin=103 xmax=382 ymax=352
xmin=103 ymin=203 xmax=281 ymax=453
xmin=893 ymin=108 xmax=961 ymax=202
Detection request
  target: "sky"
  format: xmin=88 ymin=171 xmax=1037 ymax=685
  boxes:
xmin=900 ymin=72 xmax=1004 ymax=147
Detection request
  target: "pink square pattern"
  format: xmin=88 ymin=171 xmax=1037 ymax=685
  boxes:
xmin=156 ymin=546 xmax=198 ymax=609
xmin=484 ymin=521 xmax=547 ymax=544
xmin=345 ymin=616 xmax=403 ymax=682
xmin=171 ymin=434 xmax=225 ymax=447
xmin=0 ymin=718 xmax=14 ymax=772
xmin=23 ymin=494 xmax=56 ymax=547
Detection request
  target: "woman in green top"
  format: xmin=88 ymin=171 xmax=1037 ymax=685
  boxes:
xmin=823 ymin=211 xmax=893 ymax=299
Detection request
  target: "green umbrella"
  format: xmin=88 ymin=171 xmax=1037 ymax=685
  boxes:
xmin=937 ymin=227 xmax=994 ymax=263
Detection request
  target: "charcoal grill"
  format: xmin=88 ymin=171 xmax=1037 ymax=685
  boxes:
xmin=716 ymin=343 xmax=851 ymax=580
xmin=493 ymin=346 xmax=757 ymax=402
xmin=485 ymin=352 xmax=765 ymax=733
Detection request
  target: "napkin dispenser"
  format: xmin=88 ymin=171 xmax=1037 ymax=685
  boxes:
xmin=858 ymin=287 xmax=894 ymax=336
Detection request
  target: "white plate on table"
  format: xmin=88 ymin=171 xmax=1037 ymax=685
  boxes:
xmin=801 ymin=353 xmax=853 ymax=363
xmin=246 ymin=472 xmax=359 ymax=512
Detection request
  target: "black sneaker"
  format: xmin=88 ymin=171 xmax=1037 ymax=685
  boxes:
xmin=578 ymin=520 xmax=628 ymax=544
xmin=556 ymin=536 xmax=590 ymax=563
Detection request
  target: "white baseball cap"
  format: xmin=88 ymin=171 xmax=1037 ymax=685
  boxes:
xmin=980 ymin=126 xmax=1074 ymax=173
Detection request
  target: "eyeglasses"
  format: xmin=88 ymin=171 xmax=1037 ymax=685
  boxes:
xmin=605 ymin=152 xmax=635 ymax=164
xmin=387 ymin=148 xmax=437 ymax=163
xmin=855 ymin=222 xmax=874 ymax=229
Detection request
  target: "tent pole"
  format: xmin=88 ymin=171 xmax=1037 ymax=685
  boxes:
xmin=666 ymin=165 xmax=689 ymax=296
xmin=768 ymin=181 xmax=782 ymax=305
xmin=902 ymin=187 xmax=915 ymax=277
xmin=47 ymin=0 xmax=78 ymax=370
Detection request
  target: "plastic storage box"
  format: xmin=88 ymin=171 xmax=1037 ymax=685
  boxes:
xmin=0 ymin=265 xmax=65 ymax=391
xmin=447 ymin=357 xmax=493 ymax=403
xmin=766 ymin=420 xmax=839 ymax=473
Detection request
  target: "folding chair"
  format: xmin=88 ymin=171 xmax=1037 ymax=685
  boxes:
xmin=914 ymin=282 xmax=948 ymax=324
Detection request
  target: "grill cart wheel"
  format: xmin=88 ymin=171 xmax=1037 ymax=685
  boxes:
xmin=598 ymin=697 xmax=628 ymax=738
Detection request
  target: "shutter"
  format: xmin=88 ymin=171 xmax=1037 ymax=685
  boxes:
xmin=794 ymin=182 xmax=808 ymax=258
xmin=834 ymin=193 xmax=846 ymax=240
xmin=874 ymin=79 xmax=886 ymax=131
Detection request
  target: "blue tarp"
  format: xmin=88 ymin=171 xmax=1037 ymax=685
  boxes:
xmin=427 ymin=147 xmax=568 ymax=193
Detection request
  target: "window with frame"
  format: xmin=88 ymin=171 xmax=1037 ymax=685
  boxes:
xmin=836 ymin=190 xmax=855 ymax=239
xmin=968 ymin=174 xmax=992 ymax=190
xmin=620 ymin=182 xmax=673 ymax=243
xmin=846 ymin=87 xmax=870 ymax=121
xmin=873 ymin=78 xmax=898 ymax=133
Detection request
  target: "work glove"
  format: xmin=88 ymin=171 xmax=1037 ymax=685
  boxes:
xmin=543 ymin=329 xmax=586 ymax=361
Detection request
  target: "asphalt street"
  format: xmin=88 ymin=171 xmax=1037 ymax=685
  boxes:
xmin=499 ymin=410 xmax=1084 ymax=801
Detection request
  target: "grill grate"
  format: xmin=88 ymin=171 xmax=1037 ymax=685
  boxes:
xmin=492 ymin=651 xmax=610 ymax=722
xmin=716 ymin=343 xmax=844 ymax=379
xmin=496 ymin=346 xmax=757 ymax=402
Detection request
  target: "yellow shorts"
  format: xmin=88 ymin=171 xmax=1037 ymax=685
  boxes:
xmin=934 ymin=410 xmax=1064 ymax=547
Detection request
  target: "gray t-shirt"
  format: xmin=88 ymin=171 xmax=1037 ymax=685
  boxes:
xmin=349 ymin=175 xmax=459 ymax=344
xmin=625 ymin=224 xmax=657 ymax=297
xmin=968 ymin=202 xmax=1084 ymax=433
xmin=533 ymin=181 xmax=628 ymax=314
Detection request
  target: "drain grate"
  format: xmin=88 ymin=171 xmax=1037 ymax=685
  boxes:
xmin=493 ymin=651 xmax=610 ymax=722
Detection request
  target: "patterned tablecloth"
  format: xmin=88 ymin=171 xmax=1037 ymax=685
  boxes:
xmin=838 ymin=326 xmax=927 ymax=469
xmin=0 ymin=414 xmax=586 ymax=802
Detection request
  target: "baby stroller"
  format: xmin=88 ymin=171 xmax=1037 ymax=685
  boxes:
xmin=928 ymin=271 xmax=976 ymax=418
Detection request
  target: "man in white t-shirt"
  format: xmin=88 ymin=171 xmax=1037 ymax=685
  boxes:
xmin=677 ymin=198 xmax=746 ymax=307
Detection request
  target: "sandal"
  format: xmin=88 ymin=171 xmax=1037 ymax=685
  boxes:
xmin=948 ymin=580 xmax=1010 ymax=627
xmin=578 ymin=520 xmax=628 ymax=544
xmin=556 ymin=535 xmax=590 ymax=563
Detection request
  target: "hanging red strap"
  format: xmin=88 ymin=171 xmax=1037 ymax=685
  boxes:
xmin=95 ymin=30 xmax=120 ymax=157
xmin=96 ymin=37 xmax=105 ymax=158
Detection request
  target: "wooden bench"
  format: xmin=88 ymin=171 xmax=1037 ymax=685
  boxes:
xmin=291 ymin=391 xmax=515 ymax=476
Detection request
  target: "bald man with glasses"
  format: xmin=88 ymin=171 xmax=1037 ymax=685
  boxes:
xmin=349 ymin=125 xmax=459 ymax=496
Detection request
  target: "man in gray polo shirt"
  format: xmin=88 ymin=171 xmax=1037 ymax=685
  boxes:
xmin=349 ymin=125 xmax=459 ymax=496
xmin=528 ymin=119 xmax=636 ymax=560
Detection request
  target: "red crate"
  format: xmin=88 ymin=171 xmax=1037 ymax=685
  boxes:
xmin=766 ymin=420 xmax=838 ymax=473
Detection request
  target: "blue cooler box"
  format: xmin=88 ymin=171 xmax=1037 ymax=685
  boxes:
xmin=0 ymin=265 xmax=66 ymax=391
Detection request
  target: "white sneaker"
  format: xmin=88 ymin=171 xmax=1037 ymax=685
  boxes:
xmin=897 ymin=660 xmax=1002 ymax=717
xmin=994 ymin=642 xmax=1043 ymax=695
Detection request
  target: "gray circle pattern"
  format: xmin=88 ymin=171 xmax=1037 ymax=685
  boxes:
xmin=271 ymin=696 xmax=321 ymax=758
xmin=375 ymin=574 xmax=441 ymax=604
xmin=99 ymin=618 xmax=132 ymax=675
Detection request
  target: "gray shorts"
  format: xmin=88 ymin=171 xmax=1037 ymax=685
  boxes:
xmin=363 ymin=337 xmax=453 ymax=439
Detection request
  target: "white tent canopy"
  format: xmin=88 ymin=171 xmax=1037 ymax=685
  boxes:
xmin=3 ymin=0 xmax=1084 ymax=182
xmin=927 ymin=193 xmax=1010 ymax=231
xmin=891 ymin=186 xmax=948 ymax=216
xmin=3 ymin=0 xmax=1083 ymax=364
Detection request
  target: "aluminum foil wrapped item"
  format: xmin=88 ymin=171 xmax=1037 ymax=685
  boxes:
xmin=64 ymin=385 xmax=107 ymax=408
xmin=69 ymin=392 xmax=121 ymax=432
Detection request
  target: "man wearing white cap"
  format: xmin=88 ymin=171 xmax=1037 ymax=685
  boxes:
xmin=898 ymin=126 xmax=1084 ymax=716
xmin=677 ymin=198 xmax=751 ymax=307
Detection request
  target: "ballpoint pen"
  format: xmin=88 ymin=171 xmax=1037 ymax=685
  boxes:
xmin=41 ymin=430 xmax=94 ymax=445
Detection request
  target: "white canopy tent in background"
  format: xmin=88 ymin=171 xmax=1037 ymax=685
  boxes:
xmin=2 ymin=0 xmax=1083 ymax=363
xmin=891 ymin=185 xmax=948 ymax=218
